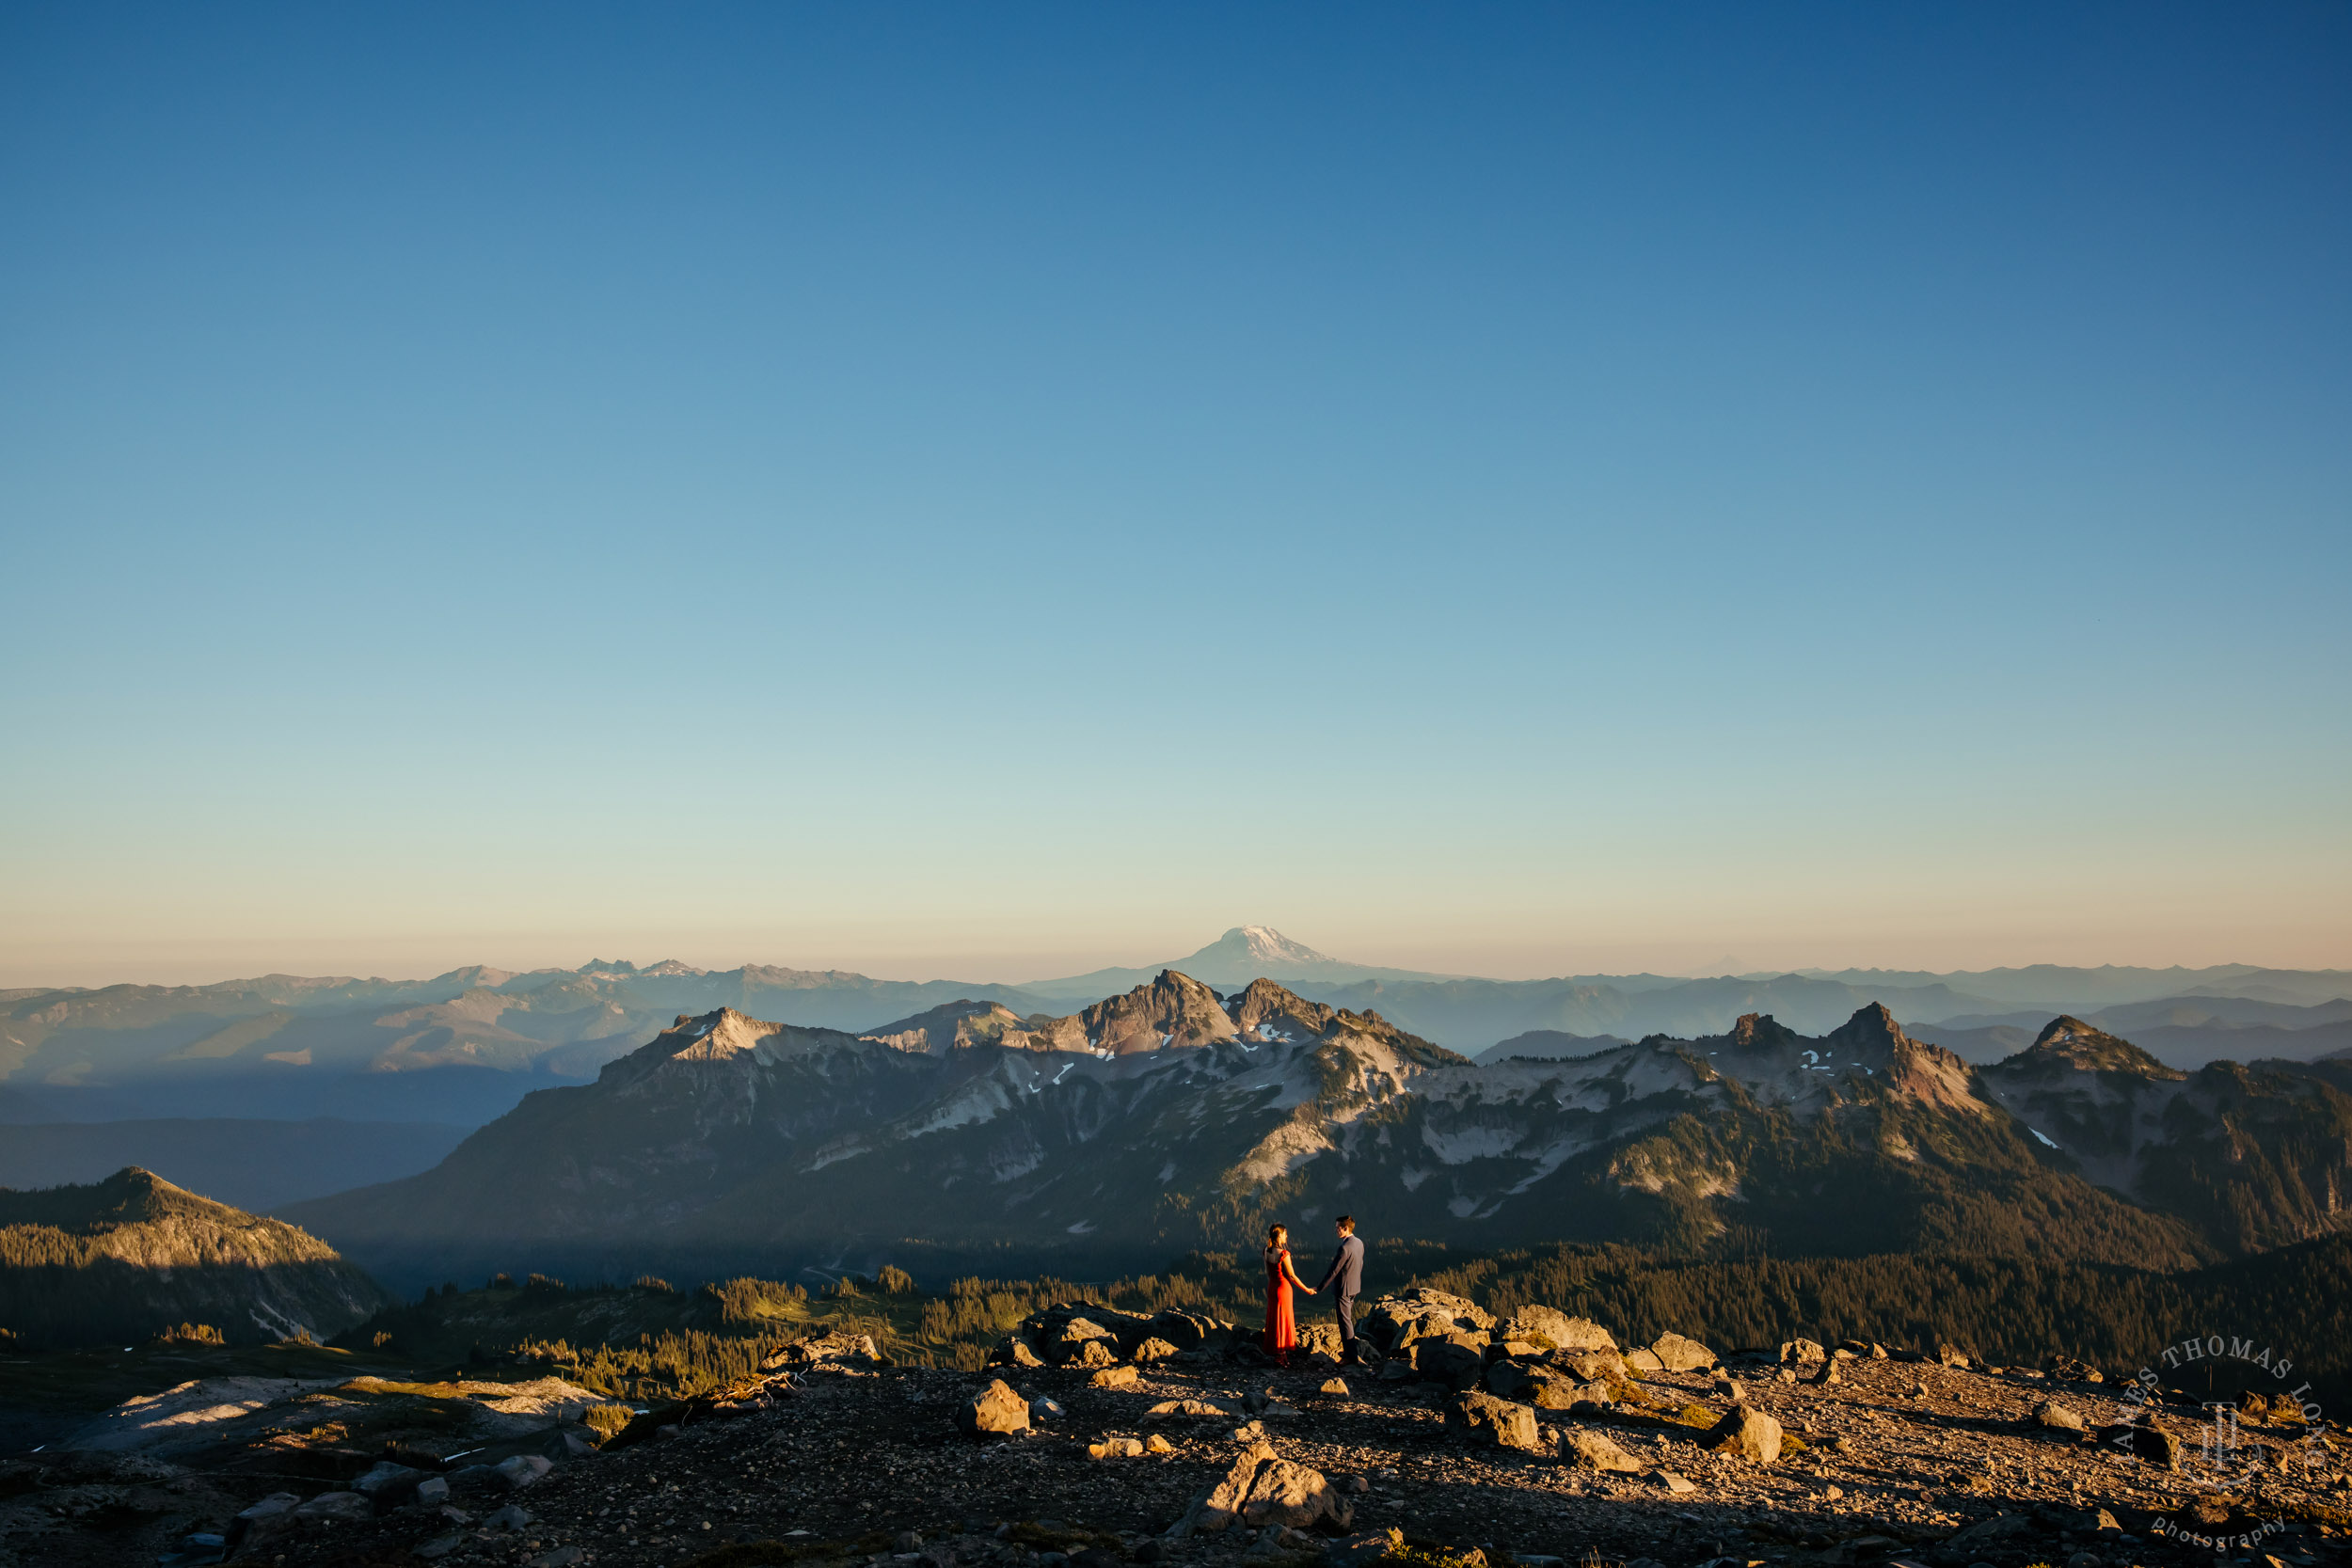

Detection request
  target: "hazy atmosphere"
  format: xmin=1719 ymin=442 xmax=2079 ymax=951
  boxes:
xmin=5 ymin=3 xmax=2348 ymax=989
xmin=7 ymin=10 xmax=2352 ymax=1568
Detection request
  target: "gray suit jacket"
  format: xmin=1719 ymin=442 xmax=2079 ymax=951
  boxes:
xmin=1318 ymin=1234 xmax=1364 ymax=1296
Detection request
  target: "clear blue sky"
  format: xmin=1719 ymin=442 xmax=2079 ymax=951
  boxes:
xmin=3 ymin=3 xmax=2346 ymax=986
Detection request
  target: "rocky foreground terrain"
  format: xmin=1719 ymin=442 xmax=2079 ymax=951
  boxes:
xmin=5 ymin=1289 xmax=2349 ymax=1568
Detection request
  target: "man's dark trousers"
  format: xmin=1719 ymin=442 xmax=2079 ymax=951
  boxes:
xmin=1318 ymin=1232 xmax=1365 ymax=1362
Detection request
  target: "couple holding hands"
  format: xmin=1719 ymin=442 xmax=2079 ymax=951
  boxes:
xmin=1262 ymin=1214 xmax=1364 ymax=1369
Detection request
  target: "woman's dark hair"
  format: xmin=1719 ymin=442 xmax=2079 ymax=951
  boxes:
xmin=1267 ymin=1223 xmax=1288 ymax=1244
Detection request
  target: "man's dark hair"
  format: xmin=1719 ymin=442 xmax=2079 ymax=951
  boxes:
xmin=1335 ymin=1214 xmax=1355 ymax=1232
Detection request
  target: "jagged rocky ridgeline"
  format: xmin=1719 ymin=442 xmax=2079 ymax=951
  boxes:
xmin=279 ymin=976 xmax=2352 ymax=1291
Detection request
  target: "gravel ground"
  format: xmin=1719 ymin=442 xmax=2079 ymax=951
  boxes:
xmin=8 ymin=1353 xmax=2350 ymax=1568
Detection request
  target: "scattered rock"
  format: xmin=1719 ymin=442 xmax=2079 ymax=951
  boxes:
xmin=1651 ymin=1331 xmax=1717 ymax=1371
xmin=413 ymin=1532 xmax=465 ymax=1560
xmin=1089 ymin=1437 xmax=1147 ymax=1460
xmin=1559 ymin=1429 xmax=1641 ymax=1473
xmin=1320 ymin=1376 xmax=1350 ymax=1396
xmin=1705 ymin=1405 xmax=1784 ymax=1463
xmin=353 ymin=1460 xmax=424 ymax=1497
xmin=1781 ymin=1338 xmax=1827 ymax=1364
xmin=1329 ymin=1528 xmax=1405 ymax=1568
xmin=1032 ymin=1397 xmax=1067 ymax=1422
xmin=2096 ymin=1421 xmax=2182 ymax=1470
xmin=2032 ymin=1400 xmax=2086 ymax=1433
xmin=1090 ymin=1365 xmax=1139 ymax=1389
xmin=293 ymin=1491 xmax=372 ymax=1521
xmin=1146 ymin=1433 xmax=1174 ymax=1453
xmin=1146 ymin=1398 xmax=1235 ymax=1419
xmin=1623 ymin=1348 xmax=1665 ymax=1373
xmin=483 ymin=1504 xmax=532 ymax=1531
xmin=1446 ymin=1390 xmax=1541 ymax=1451
xmin=1133 ymin=1338 xmax=1182 ymax=1362
xmin=958 ymin=1379 xmax=1032 ymax=1437
xmin=413 ymin=1475 xmax=449 ymax=1507
xmin=493 ymin=1454 xmax=551 ymax=1490
xmin=1809 ymin=1359 xmax=1842 ymax=1386
xmin=1197 ymin=1440 xmax=1355 ymax=1532
xmin=1652 ymin=1468 xmax=1698 ymax=1494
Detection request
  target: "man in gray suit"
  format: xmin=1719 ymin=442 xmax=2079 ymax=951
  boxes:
xmin=1316 ymin=1214 xmax=1365 ymax=1363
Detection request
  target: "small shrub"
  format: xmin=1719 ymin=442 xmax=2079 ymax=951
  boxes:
xmin=635 ymin=1275 xmax=675 ymax=1293
xmin=583 ymin=1402 xmax=634 ymax=1443
xmin=153 ymin=1322 xmax=225 ymax=1345
xmin=876 ymin=1265 xmax=915 ymax=1294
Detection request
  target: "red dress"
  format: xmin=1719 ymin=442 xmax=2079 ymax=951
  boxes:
xmin=1263 ymin=1246 xmax=1298 ymax=1355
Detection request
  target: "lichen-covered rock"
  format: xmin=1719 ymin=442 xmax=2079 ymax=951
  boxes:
xmin=1500 ymin=1307 xmax=1616 ymax=1354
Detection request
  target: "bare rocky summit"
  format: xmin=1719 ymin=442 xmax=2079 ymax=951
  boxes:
xmin=7 ymin=1291 xmax=2349 ymax=1568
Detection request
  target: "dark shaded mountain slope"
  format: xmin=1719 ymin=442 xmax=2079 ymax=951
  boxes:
xmin=0 ymin=1167 xmax=391 ymax=1347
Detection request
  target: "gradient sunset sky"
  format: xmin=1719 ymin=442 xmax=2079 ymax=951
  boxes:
xmin=3 ymin=3 xmax=2346 ymax=987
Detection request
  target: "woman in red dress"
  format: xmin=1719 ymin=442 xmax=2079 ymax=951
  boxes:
xmin=1262 ymin=1223 xmax=1316 ymax=1367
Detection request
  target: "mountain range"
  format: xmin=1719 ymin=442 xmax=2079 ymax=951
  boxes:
xmin=279 ymin=970 xmax=2352 ymax=1295
xmin=8 ymin=929 xmax=2346 ymax=1222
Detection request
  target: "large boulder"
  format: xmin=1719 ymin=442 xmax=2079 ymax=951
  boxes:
xmin=1141 ymin=1309 xmax=1227 ymax=1354
xmin=1650 ymin=1332 xmax=1716 ymax=1372
xmin=1044 ymin=1318 xmax=1120 ymax=1365
xmin=1779 ymin=1338 xmax=1827 ymax=1365
xmin=1445 ymin=1391 xmax=1541 ymax=1451
xmin=1704 ymin=1405 xmax=1783 ymax=1463
xmin=1197 ymin=1441 xmax=1354 ymax=1533
xmin=767 ymin=1330 xmax=887 ymax=1369
xmin=1558 ymin=1429 xmax=1641 ymax=1473
xmin=1413 ymin=1337 xmax=1486 ymax=1391
xmin=957 ymin=1379 xmax=1031 ymax=1438
xmin=1359 ymin=1289 xmax=1495 ymax=1357
xmin=1500 ymin=1307 xmax=1617 ymax=1354
xmin=989 ymin=1336 xmax=1045 ymax=1369
xmin=1486 ymin=1362 xmax=1587 ymax=1410
xmin=2097 ymin=1421 xmax=2182 ymax=1470
xmin=1554 ymin=1348 xmax=1629 ymax=1382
